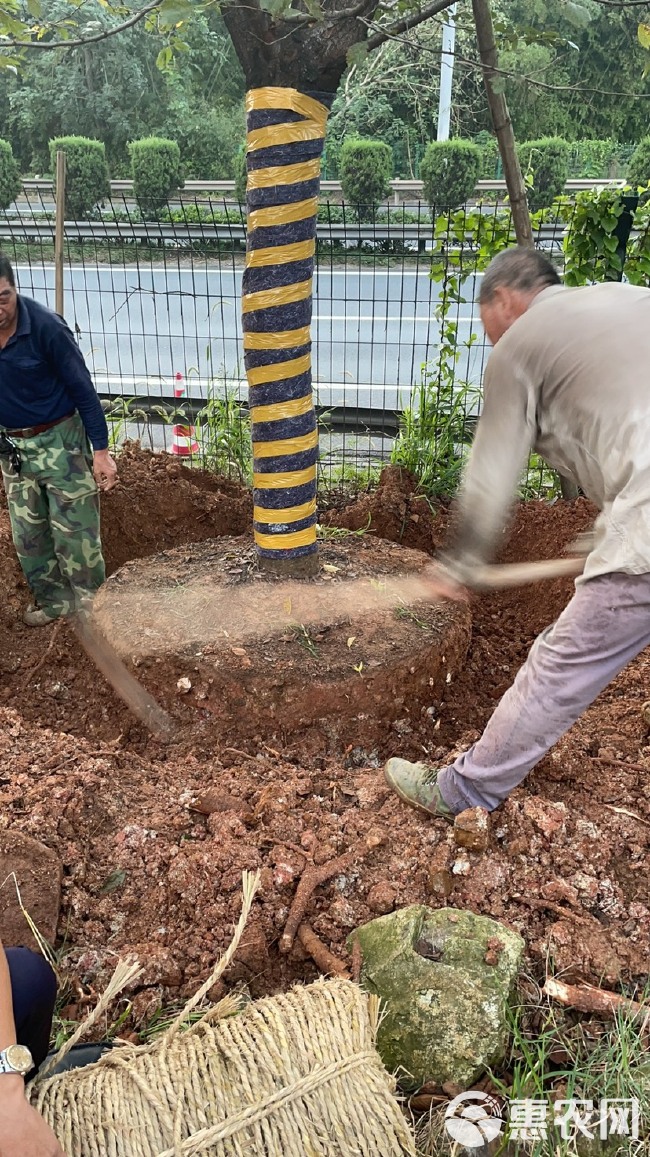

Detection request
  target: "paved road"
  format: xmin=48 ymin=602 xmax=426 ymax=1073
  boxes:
xmin=16 ymin=263 xmax=488 ymax=412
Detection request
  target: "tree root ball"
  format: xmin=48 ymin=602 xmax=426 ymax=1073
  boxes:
xmin=92 ymin=534 xmax=471 ymax=752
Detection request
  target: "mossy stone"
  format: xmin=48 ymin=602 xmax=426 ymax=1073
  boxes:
xmin=348 ymin=905 xmax=524 ymax=1091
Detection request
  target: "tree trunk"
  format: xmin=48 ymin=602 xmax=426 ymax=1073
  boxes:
xmin=472 ymin=0 xmax=579 ymax=501
xmin=471 ymin=0 xmax=532 ymax=248
xmin=242 ymin=86 xmax=333 ymax=575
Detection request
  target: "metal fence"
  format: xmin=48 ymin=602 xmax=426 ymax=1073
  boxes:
xmin=0 ymin=184 xmax=637 ymax=492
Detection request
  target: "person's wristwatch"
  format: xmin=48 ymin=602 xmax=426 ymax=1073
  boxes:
xmin=0 ymin=1044 xmax=33 ymax=1075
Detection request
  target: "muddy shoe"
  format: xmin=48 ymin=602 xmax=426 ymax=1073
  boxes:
xmin=23 ymin=604 xmax=60 ymax=627
xmin=384 ymin=758 xmax=455 ymax=822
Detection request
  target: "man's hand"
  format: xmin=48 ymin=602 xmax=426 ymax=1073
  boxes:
xmin=0 ymin=1077 xmax=64 ymax=1156
xmin=93 ymin=449 xmax=118 ymax=492
xmin=421 ymin=562 xmax=470 ymax=603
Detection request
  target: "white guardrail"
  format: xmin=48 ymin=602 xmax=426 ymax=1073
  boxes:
xmin=19 ymin=177 xmax=627 ymax=200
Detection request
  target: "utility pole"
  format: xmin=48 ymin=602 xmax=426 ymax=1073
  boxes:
xmin=437 ymin=3 xmax=456 ymax=141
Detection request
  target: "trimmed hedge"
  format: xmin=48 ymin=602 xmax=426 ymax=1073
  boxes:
xmin=0 ymin=139 xmax=21 ymax=211
xmin=420 ymin=140 xmax=481 ymax=210
xmin=516 ymin=137 xmax=570 ymax=212
xmin=183 ymin=111 xmax=243 ymax=181
xmin=628 ymin=137 xmax=650 ymax=191
xmin=339 ymin=138 xmax=392 ymax=218
xmin=234 ymin=149 xmax=247 ymax=204
xmin=478 ymin=136 xmax=500 ymax=181
xmin=129 ymin=137 xmax=182 ymax=217
xmin=49 ymin=136 xmax=110 ymax=219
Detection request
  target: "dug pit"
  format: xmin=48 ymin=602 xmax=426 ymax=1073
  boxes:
xmin=92 ymin=535 xmax=472 ymax=752
xmin=1 ymin=454 xmax=648 ymax=1017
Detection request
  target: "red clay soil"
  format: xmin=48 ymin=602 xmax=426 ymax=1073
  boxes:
xmin=0 ymin=452 xmax=648 ymax=1035
xmin=91 ymin=535 xmax=472 ymax=752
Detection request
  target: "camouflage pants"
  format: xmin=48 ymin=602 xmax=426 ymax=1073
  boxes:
xmin=0 ymin=414 xmax=105 ymax=619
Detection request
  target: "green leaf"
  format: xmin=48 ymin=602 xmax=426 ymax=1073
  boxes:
xmin=303 ymin=0 xmax=324 ymax=19
xmin=259 ymin=0 xmax=292 ymax=14
xmin=346 ymin=41 xmax=369 ymax=68
xmin=25 ymin=0 xmax=42 ymax=17
xmin=156 ymin=45 xmax=173 ymax=69
xmin=564 ymin=1 xmax=593 ymax=29
xmin=639 ymin=23 xmax=650 ymax=51
xmin=488 ymin=76 xmax=508 ymax=96
xmin=100 ymin=869 xmax=127 ymax=895
xmin=158 ymin=0 xmax=194 ymax=27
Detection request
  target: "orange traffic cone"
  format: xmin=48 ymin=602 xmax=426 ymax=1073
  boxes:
xmin=170 ymin=372 xmax=199 ymax=457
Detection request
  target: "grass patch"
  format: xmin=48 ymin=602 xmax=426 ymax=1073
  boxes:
xmin=415 ymin=979 xmax=650 ymax=1157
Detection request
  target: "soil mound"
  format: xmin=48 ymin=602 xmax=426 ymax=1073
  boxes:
xmin=0 ymin=456 xmax=647 ymax=1031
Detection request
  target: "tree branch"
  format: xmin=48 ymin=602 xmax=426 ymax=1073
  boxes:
xmin=454 ymin=49 xmax=650 ymax=97
xmin=366 ymin=22 xmax=650 ymax=101
xmin=367 ymin=0 xmax=457 ymax=51
xmin=5 ymin=0 xmax=160 ymax=50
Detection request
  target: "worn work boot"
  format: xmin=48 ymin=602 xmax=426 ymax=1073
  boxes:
xmin=23 ymin=603 xmax=60 ymax=627
xmin=384 ymin=758 xmax=455 ymax=822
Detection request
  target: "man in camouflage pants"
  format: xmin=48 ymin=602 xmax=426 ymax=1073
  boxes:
xmin=0 ymin=254 xmax=117 ymax=626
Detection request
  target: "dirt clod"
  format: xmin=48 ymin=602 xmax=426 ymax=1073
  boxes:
xmin=522 ymin=796 xmax=568 ymax=839
xmin=0 ymin=830 xmax=62 ymax=950
xmin=367 ymin=882 xmax=398 ymax=914
xmin=453 ymin=808 xmax=491 ymax=852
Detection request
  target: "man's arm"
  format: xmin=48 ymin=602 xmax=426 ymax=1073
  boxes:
xmin=44 ymin=318 xmax=118 ymax=491
xmin=434 ymin=344 xmax=538 ymax=591
xmin=0 ymin=939 xmax=64 ymax=1157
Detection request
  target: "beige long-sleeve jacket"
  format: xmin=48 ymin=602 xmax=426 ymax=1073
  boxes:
xmin=444 ymin=281 xmax=650 ymax=584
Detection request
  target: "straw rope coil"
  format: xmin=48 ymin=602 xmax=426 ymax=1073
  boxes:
xmin=29 ymin=873 xmax=415 ymax=1156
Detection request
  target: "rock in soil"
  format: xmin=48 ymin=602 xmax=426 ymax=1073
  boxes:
xmin=453 ymin=808 xmax=491 ymax=852
xmin=349 ymin=904 xmax=524 ymax=1091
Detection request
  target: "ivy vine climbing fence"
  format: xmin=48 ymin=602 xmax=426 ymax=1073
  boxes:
xmin=1 ymin=182 xmax=648 ymax=498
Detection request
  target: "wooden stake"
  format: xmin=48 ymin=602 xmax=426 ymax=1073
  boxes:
xmin=54 ymin=150 xmax=66 ymax=317
xmin=470 ymin=0 xmax=579 ymax=501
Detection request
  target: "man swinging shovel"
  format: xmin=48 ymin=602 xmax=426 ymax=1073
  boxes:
xmin=385 ymin=247 xmax=650 ymax=820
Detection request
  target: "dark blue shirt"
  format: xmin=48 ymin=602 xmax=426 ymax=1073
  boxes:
xmin=0 ymin=296 xmax=108 ymax=450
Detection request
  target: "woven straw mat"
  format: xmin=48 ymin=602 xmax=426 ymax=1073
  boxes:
xmin=30 ymin=977 xmax=416 ymax=1157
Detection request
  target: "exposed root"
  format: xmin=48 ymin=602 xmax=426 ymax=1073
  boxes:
xmin=543 ymin=977 xmax=649 ymax=1021
xmin=19 ymin=620 xmax=63 ymax=691
xmin=296 ymin=923 xmax=351 ymax=979
xmin=280 ymin=836 xmax=381 ymax=954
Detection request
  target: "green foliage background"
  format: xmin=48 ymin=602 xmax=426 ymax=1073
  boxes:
xmin=0 ymin=0 xmax=647 ymax=184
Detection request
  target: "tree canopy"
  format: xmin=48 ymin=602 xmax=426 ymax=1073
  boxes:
xmin=0 ymin=0 xmax=648 ymax=176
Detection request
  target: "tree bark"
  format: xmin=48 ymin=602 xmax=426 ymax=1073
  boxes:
xmin=471 ymin=0 xmax=532 ymax=248
xmin=222 ymin=2 xmax=387 ymax=574
xmin=241 ymin=86 xmax=334 ymax=575
xmin=222 ymin=0 xmax=376 ymax=93
xmin=472 ymin=0 xmax=579 ymax=501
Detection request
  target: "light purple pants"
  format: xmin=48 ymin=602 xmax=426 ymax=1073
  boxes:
xmin=438 ymin=572 xmax=650 ymax=813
